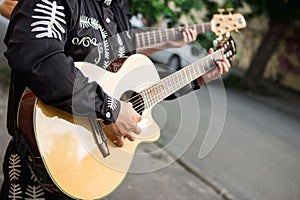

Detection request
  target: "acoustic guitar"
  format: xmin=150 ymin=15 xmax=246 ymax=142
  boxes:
xmin=18 ymin=35 xmax=236 ymax=199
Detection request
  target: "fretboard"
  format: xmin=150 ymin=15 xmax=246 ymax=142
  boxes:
xmin=135 ymin=23 xmax=211 ymax=49
xmin=140 ymin=49 xmax=223 ymax=109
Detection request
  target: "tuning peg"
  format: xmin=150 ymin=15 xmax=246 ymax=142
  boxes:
xmin=226 ymin=8 xmax=234 ymax=14
xmin=235 ymin=29 xmax=239 ymax=33
xmin=218 ymin=8 xmax=225 ymax=15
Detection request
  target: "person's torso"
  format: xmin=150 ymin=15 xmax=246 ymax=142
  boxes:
xmin=65 ymin=0 xmax=134 ymax=69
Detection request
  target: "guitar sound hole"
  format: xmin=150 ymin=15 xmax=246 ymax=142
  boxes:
xmin=120 ymin=91 xmax=145 ymax=115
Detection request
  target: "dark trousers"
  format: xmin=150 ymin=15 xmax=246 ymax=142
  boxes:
xmin=1 ymin=140 xmax=72 ymax=200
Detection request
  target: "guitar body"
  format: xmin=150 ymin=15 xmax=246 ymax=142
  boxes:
xmin=18 ymin=54 xmax=161 ymax=199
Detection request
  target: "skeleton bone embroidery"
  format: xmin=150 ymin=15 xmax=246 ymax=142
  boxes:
xmin=25 ymin=185 xmax=45 ymax=200
xmin=8 ymin=183 xmax=22 ymax=200
xmin=107 ymin=96 xmax=118 ymax=110
xmin=104 ymin=0 xmax=112 ymax=6
xmin=31 ymin=0 xmax=66 ymax=41
xmin=117 ymin=34 xmax=126 ymax=57
xmin=8 ymin=154 xmax=21 ymax=181
xmin=76 ymin=15 xmax=111 ymax=67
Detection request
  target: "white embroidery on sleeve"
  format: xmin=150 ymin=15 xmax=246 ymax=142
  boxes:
xmin=107 ymin=96 xmax=118 ymax=110
xmin=31 ymin=0 xmax=66 ymax=41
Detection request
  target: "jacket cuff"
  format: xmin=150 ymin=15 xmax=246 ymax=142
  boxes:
xmin=98 ymin=94 xmax=120 ymax=124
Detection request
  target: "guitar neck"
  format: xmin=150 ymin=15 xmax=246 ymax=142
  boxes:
xmin=135 ymin=22 xmax=211 ymax=49
xmin=140 ymin=49 xmax=223 ymax=109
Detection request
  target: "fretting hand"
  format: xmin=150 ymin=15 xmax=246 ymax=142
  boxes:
xmin=196 ymin=48 xmax=231 ymax=86
xmin=164 ymin=28 xmax=198 ymax=48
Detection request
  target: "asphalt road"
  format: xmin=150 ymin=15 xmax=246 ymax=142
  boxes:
xmin=156 ymin=84 xmax=300 ymax=200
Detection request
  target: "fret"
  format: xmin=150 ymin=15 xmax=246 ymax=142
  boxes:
xmin=165 ymin=29 xmax=169 ymax=40
xmin=171 ymin=28 xmax=176 ymax=40
xmin=209 ymin=56 xmax=215 ymax=67
xmin=145 ymin=92 xmax=150 ymax=109
xmin=159 ymin=83 xmax=166 ymax=103
xmin=176 ymin=73 xmax=181 ymax=91
xmin=199 ymin=60 xmax=204 ymax=74
xmin=136 ymin=33 xmax=141 ymax=49
xmin=141 ymin=32 xmax=146 ymax=47
xmin=140 ymin=91 xmax=149 ymax=109
xmin=147 ymin=31 xmax=151 ymax=46
xmin=201 ymin=23 xmax=205 ymax=33
xmin=193 ymin=65 xmax=197 ymax=80
xmin=141 ymin=93 xmax=146 ymax=109
xmin=178 ymin=72 xmax=183 ymax=88
xmin=186 ymin=68 xmax=194 ymax=83
xmin=183 ymin=67 xmax=188 ymax=83
xmin=205 ymin=56 xmax=210 ymax=71
xmin=188 ymin=64 xmax=193 ymax=80
xmin=154 ymin=84 xmax=160 ymax=103
xmin=153 ymin=30 xmax=157 ymax=44
xmin=166 ymin=76 xmax=172 ymax=98
xmin=159 ymin=30 xmax=163 ymax=44
xmin=150 ymin=86 xmax=155 ymax=105
xmin=191 ymin=64 xmax=196 ymax=80
xmin=193 ymin=63 xmax=198 ymax=78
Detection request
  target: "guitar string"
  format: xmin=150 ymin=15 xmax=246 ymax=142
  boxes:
xmin=124 ymin=50 xmax=225 ymax=114
xmin=125 ymin=52 xmax=222 ymax=113
xmin=126 ymin=65 xmax=205 ymax=113
xmin=135 ymin=24 xmax=210 ymax=47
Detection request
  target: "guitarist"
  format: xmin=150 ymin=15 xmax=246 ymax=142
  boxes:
xmin=0 ymin=0 xmax=231 ymax=199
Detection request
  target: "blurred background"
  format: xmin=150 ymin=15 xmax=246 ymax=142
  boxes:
xmin=0 ymin=0 xmax=300 ymax=200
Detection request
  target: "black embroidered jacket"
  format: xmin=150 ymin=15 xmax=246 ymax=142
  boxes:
xmin=4 ymin=0 xmax=134 ymax=136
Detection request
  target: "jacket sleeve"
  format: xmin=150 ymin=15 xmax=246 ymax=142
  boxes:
xmin=4 ymin=0 xmax=120 ymax=123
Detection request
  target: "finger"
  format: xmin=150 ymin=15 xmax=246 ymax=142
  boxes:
xmin=182 ymin=31 xmax=188 ymax=43
xmin=190 ymin=29 xmax=197 ymax=40
xmin=131 ymin=109 xmax=142 ymax=122
xmin=220 ymin=59 xmax=230 ymax=74
xmin=125 ymin=134 xmax=135 ymax=142
xmin=207 ymin=48 xmax=214 ymax=54
xmin=136 ymin=114 xmax=142 ymax=122
xmin=225 ymin=58 xmax=231 ymax=69
xmin=216 ymin=61 xmax=223 ymax=74
xmin=185 ymin=29 xmax=193 ymax=42
xmin=131 ymin=123 xmax=142 ymax=135
xmin=223 ymin=60 xmax=230 ymax=73
xmin=116 ymin=136 xmax=124 ymax=147
xmin=223 ymin=64 xmax=229 ymax=73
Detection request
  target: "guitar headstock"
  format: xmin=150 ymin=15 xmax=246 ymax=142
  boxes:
xmin=214 ymin=33 xmax=236 ymax=62
xmin=210 ymin=9 xmax=246 ymax=36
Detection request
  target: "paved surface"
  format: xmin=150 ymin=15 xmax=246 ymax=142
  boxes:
xmin=0 ymin=82 xmax=300 ymax=200
xmin=157 ymin=86 xmax=300 ymax=200
xmin=0 ymin=15 xmax=8 ymax=68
